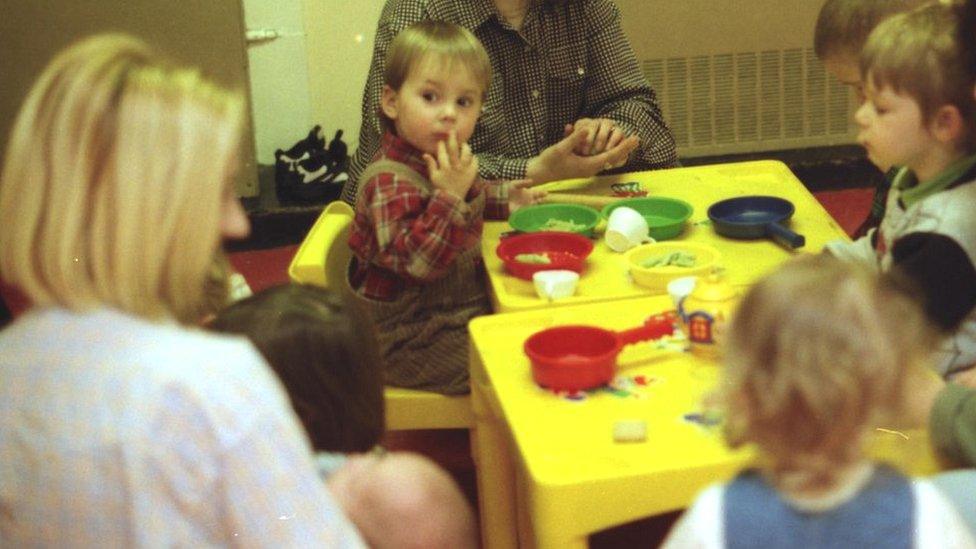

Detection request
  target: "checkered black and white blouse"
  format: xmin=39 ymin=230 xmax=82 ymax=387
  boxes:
xmin=341 ymin=0 xmax=678 ymax=204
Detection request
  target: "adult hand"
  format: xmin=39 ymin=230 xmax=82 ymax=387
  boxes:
xmin=564 ymin=118 xmax=628 ymax=156
xmin=526 ymin=125 xmax=639 ymax=184
xmin=507 ymin=179 xmax=546 ymax=213
xmin=423 ymin=130 xmax=478 ymax=199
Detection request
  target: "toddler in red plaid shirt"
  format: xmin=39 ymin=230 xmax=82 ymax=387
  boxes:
xmin=346 ymin=20 xmax=544 ymax=394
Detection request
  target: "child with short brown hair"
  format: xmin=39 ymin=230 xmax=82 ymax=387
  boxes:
xmin=347 ymin=20 xmax=544 ymax=395
xmin=825 ymin=2 xmax=976 ymax=378
xmin=663 ymin=255 xmax=973 ymax=547
xmin=815 ymin=0 xmax=932 ymax=97
xmin=814 ymin=0 xmax=933 ymax=238
xmin=210 ymin=283 xmax=477 ymax=548
xmin=209 ymin=284 xmax=385 ymax=452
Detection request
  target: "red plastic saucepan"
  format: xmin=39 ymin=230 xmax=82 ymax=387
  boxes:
xmin=707 ymin=195 xmax=805 ymax=249
xmin=524 ymin=312 xmax=676 ymax=392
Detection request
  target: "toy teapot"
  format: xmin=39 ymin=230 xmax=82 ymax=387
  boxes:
xmin=677 ymin=267 xmax=739 ymax=360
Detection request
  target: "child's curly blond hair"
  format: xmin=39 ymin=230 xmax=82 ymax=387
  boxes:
xmin=720 ymin=254 xmax=937 ymax=491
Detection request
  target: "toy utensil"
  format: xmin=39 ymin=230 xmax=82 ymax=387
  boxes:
xmin=541 ymin=193 xmax=625 ymax=208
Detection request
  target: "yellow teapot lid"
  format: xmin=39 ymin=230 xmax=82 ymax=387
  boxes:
xmin=689 ymin=267 xmax=737 ymax=303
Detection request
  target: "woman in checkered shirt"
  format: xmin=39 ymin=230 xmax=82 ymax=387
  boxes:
xmin=341 ymin=0 xmax=679 ymax=204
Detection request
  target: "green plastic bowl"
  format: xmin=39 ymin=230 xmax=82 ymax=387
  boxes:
xmin=601 ymin=197 xmax=693 ymax=241
xmin=508 ymin=203 xmax=601 ymax=236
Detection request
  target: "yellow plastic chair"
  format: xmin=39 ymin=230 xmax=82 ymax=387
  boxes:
xmin=288 ymin=200 xmax=472 ymax=430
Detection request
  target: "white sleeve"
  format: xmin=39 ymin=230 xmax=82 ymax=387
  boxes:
xmin=152 ymin=340 xmax=366 ymax=548
xmin=913 ymin=480 xmax=976 ymax=549
xmin=660 ymin=484 xmax=725 ymax=549
xmin=824 ymin=231 xmax=879 ymax=272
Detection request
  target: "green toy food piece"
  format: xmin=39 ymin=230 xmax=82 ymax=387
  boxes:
xmin=540 ymin=218 xmax=586 ymax=232
xmin=514 ymin=253 xmax=552 ymax=264
xmin=641 ymin=251 xmax=696 ymax=268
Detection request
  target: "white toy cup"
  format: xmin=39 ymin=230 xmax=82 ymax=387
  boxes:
xmin=605 ymin=206 xmax=653 ymax=252
xmin=666 ymin=276 xmax=697 ymax=309
xmin=532 ymin=270 xmax=579 ymax=300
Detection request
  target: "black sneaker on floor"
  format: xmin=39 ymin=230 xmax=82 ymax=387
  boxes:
xmin=279 ymin=125 xmax=325 ymax=159
xmin=275 ymin=126 xmax=348 ymax=204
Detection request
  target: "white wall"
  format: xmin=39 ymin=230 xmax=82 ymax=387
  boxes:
xmin=305 ymin=1 xmax=384 ymax=155
xmin=243 ymin=0 xmax=313 ymax=165
xmin=245 ymin=1 xmax=850 ymax=165
xmin=243 ymin=0 xmax=382 ymax=165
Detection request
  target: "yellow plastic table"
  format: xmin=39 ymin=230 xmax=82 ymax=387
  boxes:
xmin=468 ymin=295 xmax=943 ymax=548
xmin=482 ymin=160 xmax=850 ymax=312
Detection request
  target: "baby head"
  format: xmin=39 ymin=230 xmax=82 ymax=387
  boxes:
xmin=856 ymin=2 xmax=976 ymax=168
xmin=721 ymin=255 xmax=936 ymax=492
xmin=379 ymin=20 xmax=491 ymax=154
xmin=0 ymin=34 xmax=247 ymax=323
xmin=328 ymin=451 xmax=477 ymax=549
xmin=210 ymin=284 xmax=385 ymax=453
xmin=814 ymin=0 xmax=930 ymax=99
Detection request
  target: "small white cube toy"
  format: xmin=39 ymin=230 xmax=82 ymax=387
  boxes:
xmin=612 ymin=419 xmax=648 ymax=443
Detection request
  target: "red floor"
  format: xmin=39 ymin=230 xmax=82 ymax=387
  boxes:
xmin=227 ymin=244 xmax=301 ymax=293
xmin=812 ymin=187 xmax=875 ymax=237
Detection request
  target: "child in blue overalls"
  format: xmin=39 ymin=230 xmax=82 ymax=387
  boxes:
xmin=663 ymin=255 xmax=974 ymax=547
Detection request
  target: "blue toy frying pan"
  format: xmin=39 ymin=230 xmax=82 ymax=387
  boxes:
xmin=707 ymin=196 xmax=805 ymax=249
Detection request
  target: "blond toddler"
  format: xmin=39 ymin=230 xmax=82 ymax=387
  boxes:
xmin=663 ymin=255 xmax=973 ymax=547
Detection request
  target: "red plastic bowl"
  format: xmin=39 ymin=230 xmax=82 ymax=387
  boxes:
xmin=495 ymin=231 xmax=594 ymax=281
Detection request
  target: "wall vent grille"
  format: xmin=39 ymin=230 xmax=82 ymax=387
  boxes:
xmin=642 ymin=47 xmax=856 ymax=156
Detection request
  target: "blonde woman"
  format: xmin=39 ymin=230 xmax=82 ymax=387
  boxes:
xmin=0 ymin=35 xmax=363 ymax=546
xmin=663 ymin=255 xmax=973 ymax=548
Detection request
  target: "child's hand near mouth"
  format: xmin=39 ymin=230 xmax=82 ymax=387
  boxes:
xmin=424 ymin=129 xmax=478 ymax=199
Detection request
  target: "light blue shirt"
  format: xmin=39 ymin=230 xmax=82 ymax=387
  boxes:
xmin=932 ymin=470 xmax=976 ymax=537
xmin=0 ymin=307 xmax=364 ymax=547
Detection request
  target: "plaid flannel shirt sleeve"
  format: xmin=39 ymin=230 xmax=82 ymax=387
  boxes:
xmin=365 ymin=172 xmax=476 ymax=282
xmin=482 ymin=179 xmax=511 ymax=220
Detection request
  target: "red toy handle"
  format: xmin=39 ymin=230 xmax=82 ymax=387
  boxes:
xmin=616 ymin=311 xmax=677 ymax=346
